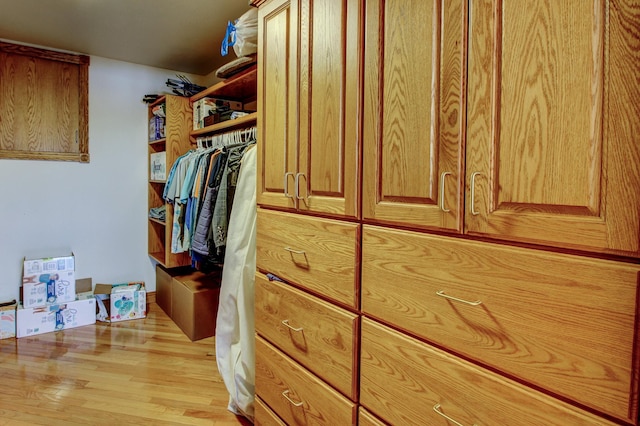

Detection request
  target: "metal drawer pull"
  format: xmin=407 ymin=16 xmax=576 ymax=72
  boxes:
xmin=470 ymin=171 xmax=482 ymax=215
xmin=282 ymin=390 xmax=303 ymax=407
xmin=433 ymin=404 xmax=477 ymax=426
xmin=439 ymin=171 xmax=452 ymax=212
xmin=284 ymin=247 xmax=306 ymax=255
xmin=284 ymin=172 xmax=294 ymax=199
xmin=281 ymin=319 xmax=303 ymax=332
xmin=436 ymin=290 xmax=482 ymax=306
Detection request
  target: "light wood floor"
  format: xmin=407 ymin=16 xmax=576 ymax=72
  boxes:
xmin=0 ymin=303 xmax=252 ymax=426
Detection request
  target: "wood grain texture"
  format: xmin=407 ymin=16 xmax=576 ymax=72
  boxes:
xmin=360 ymin=318 xmax=619 ymax=426
xmin=465 ymin=0 xmax=640 ymax=256
xmin=255 ymin=336 xmax=357 ymax=425
xmin=357 ymin=407 xmax=386 ymax=426
xmin=255 ymin=273 xmax=359 ymax=399
xmin=257 ymin=0 xmax=299 ymax=211
xmin=258 ymin=0 xmax=361 ymax=218
xmin=256 ymin=208 xmax=360 ymax=308
xmin=0 ymin=303 xmax=250 ymax=426
xmin=0 ymin=41 xmax=88 ymax=162
xmin=361 ymin=225 xmax=640 ymax=423
xmin=362 ymin=0 xmax=465 ymax=231
xmin=255 ymin=397 xmax=287 ymax=425
xmin=147 ymin=95 xmax=192 ymax=268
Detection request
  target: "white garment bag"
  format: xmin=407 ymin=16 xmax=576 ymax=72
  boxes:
xmin=215 ymin=145 xmax=257 ymax=421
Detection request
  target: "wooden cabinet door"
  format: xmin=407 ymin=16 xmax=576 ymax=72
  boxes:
xmin=257 ymin=0 xmax=299 ymax=210
xmin=362 ymin=0 xmax=466 ymax=231
xmin=466 ymin=0 xmax=640 ymax=256
xmin=296 ymin=0 xmax=361 ymax=218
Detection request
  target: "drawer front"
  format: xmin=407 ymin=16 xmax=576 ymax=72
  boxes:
xmin=255 ymin=397 xmax=287 ymax=426
xmin=256 ymin=336 xmax=357 ymax=425
xmin=255 ymin=272 xmax=359 ymax=399
xmin=358 ymin=407 xmax=386 ymax=426
xmin=256 ymin=208 xmax=360 ymax=307
xmin=360 ymin=318 xmax=618 ymax=426
xmin=361 ymin=225 xmax=639 ymax=422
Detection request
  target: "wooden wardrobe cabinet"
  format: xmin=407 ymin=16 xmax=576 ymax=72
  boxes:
xmin=363 ymin=0 xmax=640 ymax=257
xmin=256 ymin=0 xmax=640 ymax=424
xmin=257 ymin=0 xmax=361 ymax=219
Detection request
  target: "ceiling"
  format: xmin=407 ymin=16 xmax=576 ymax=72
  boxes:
xmin=0 ymin=0 xmax=254 ymax=75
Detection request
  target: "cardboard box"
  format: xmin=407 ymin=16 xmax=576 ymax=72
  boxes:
xmin=156 ymin=265 xmax=173 ymax=317
xmin=95 ymin=282 xmax=146 ymax=323
xmin=22 ymin=254 xmax=76 ymax=308
xmin=0 ymin=300 xmax=17 ymax=339
xmin=16 ymin=298 xmax=96 ymax=338
xmin=171 ymin=271 xmax=220 ymax=341
xmin=75 ymin=278 xmax=93 ymax=300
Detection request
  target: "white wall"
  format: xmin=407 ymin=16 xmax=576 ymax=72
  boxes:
xmin=0 ymin=55 xmax=206 ymax=303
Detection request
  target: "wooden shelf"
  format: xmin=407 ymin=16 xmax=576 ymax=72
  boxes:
xmin=191 ymin=65 xmax=257 ymax=102
xmin=149 ymin=180 xmax=166 ymax=184
xmin=149 ymin=138 xmax=166 ymax=146
xmin=149 ymin=218 xmax=165 ymax=226
xmin=190 ymin=113 xmax=257 ymax=137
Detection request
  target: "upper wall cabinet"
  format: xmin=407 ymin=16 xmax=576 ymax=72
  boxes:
xmin=257 ymin=0 xmax=362 ymax=218
xmin=0 ymin=41 xmax=90 ymax=162
xmin=362 ymin=0 xmax=466 ymax=231
xmin=363 ymin=0 xmax=640 ymax=256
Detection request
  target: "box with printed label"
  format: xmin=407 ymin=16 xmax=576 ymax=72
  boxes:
xmin=22 ymin=255 xmax=76 ymax=308
xmin=150 ymin=151 xmax=166 ymax=181
xmin=0 ymin=300 xmax=17 ymax=339
xmin=16 ymin=298 xmax=96 ymax=338
xmin=94 ymin=282 xmax=146 ymax=323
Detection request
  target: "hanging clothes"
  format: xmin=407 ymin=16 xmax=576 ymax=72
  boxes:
xmin=215 ymin=144 xmax=257 ymax=421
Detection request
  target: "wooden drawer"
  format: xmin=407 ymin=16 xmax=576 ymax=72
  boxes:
xmin=256 ymin=208 xmax=360 ymax=307
xmin=255 ymin=272 xmax=359 ymax=399
xmin=361 ymin=225 xmax=640 ymax=423
xmin=358 ymin=407 xmax=386 ymax=426
xmin=360 ymin=318 xmax=618 ymax=426
xmin=255 ymin=397 xmax=287 ymax=426
xmin=256 ymin=336 xmax=357 ymax=425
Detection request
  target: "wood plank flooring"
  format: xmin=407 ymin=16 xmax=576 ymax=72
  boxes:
xmin=0 ymin=303 xmax=252 ymax=426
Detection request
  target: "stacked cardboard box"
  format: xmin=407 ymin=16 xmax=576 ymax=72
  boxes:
xmin=16 ymin=255 xmax=96 ymax=338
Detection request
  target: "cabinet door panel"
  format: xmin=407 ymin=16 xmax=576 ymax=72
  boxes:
xmin=297 ymin=0 xmax=361 ymax=218
xmin=257 ymin=0 xmax=299 ymax=210
xmin=362 ymin=0 xmax=465 ymax=231
xmin=466 ymin=0 xmax=640 ymax=256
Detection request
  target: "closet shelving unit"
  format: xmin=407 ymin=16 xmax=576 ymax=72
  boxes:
xmin=189 ymin=64 xmax=257 ymax=139
xmin=147 ymin=94 xmax=192 ymax=268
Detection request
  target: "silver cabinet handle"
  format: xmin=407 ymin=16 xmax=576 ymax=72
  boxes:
xmin=436 ymin=290 xmax=482 ymax=306
xmin=284 ymin=247 xmax=306 ymax=255
xmin=470 ymin=172 xmax=482 ymax=215
xmin=282 ymin=390 xmax=303 ymax=407
xmin=295 ymin=172 xmax=307 ymax=201
xmin=440 ymin=171 xmax=452 ymax=212
xmin=281 ymin=319 xmax=303 ymax=332
xmin=433 ymin=404 xmax=478 ymax=426
xmin=284 ymin=172 xmax=294 ymax=199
